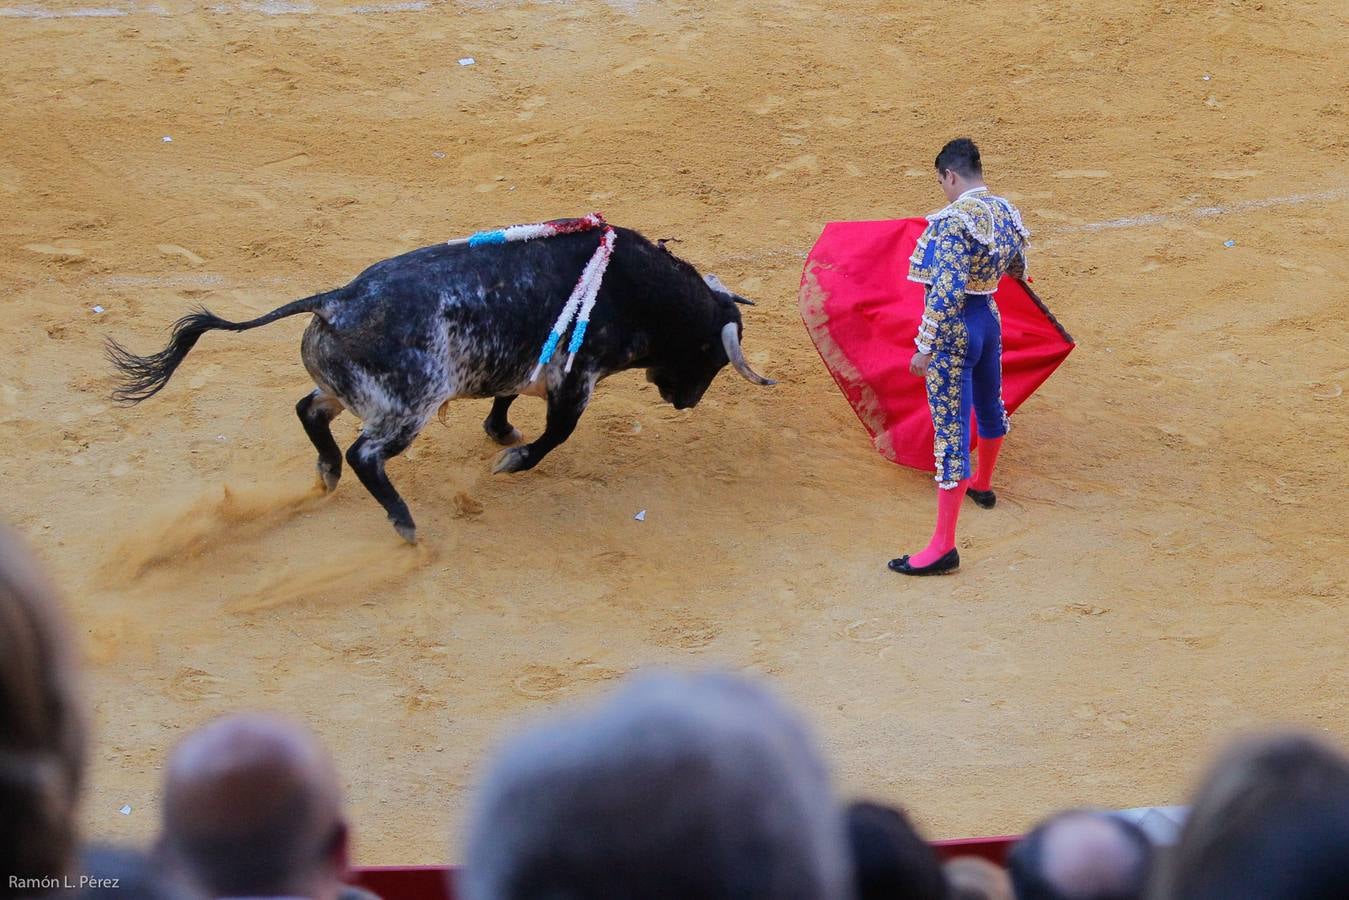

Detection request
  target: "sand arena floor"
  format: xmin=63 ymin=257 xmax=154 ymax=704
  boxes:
xmin=1 ymin=0 xmax=1345 ymax=864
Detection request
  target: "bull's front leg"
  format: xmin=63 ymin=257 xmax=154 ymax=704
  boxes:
xmin=491 ymin=378 xmax=593 ymax=474
xmin=483 ymin=395 xmax=523 ymax=445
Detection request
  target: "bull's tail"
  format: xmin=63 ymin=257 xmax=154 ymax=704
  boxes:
xmin=106 ymin=290 xmax=340 ymax=403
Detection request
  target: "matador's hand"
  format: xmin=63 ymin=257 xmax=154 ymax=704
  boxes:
xmin=909 ymin=352 xmax=932 ymax=377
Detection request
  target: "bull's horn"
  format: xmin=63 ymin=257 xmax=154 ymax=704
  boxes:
xmin=704 ymin=273 xmax=756 ymax=306
xmin=721 ymin=322 xmax=777 ymax=387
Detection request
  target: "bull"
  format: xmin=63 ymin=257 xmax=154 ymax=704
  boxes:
xmin=107 ymin=224 xmax=775 ymax=542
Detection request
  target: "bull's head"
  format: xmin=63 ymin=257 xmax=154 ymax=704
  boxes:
xmin=645 ymin=273 xmax=776 ymax=409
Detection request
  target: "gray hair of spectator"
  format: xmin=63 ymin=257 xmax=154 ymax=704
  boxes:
xmin=1008 ymin=809 xmax=1153 ymax=900
xmin=1148 ymin=730 xmax=1349 ymax=900
xmin=460 ymin=670 xmax=852 ymax=900
xmin=0 ymin=524 xmax=86 ymax=889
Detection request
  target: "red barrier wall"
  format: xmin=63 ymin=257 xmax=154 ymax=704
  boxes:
xmin=349 ymin=836 xmax=1019 ymax=900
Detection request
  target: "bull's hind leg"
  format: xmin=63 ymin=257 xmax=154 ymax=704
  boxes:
xmin=296 ymin=389 xmax=345 ymax=491
xmin=483 ymin=395 xmax=523 ymax=445
xmin=346 ymin=418 xmax=422 ymax=544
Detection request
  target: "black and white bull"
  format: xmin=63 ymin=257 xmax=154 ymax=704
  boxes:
xmin=107 ymin=225 xmax=775 ymax=542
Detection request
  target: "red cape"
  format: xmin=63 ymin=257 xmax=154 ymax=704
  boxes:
xmin=799 ymin=218 xmax=1074 ymax=471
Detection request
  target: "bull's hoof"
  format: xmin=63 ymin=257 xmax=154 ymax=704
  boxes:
xmin=484 ymin=422 xmax=525 ymax=447
xmin=492 ymin=445 xmax=532 ymax=475
xmin=317 ymin=461 xmax=341 ymax=492
xmin=392 ymin=520 xmax=417 ymax=545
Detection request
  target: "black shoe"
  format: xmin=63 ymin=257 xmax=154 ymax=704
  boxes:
xmin=887 ymin=548 xmax=960 ymax=576
xmin=967 ymin=488 xmax=996 ymax=509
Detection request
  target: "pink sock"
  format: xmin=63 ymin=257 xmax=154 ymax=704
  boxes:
xmin=972 ymin=436 xmax=1004 ymax=492
xmin=906 ymin=480 xmax=968 ymax=567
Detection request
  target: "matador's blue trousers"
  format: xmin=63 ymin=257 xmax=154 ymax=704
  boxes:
xmin=924 ymin=295 xmax=1010 ymax=487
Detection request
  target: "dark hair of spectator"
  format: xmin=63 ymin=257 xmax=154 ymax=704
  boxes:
xmin=846 ymin=801 xmax=948 ymax=900
xmin=1151 ymin=732 xmax=1349 ymax=900
xmin=0 ymin=525 xmax=87 ymax=894
xmin=73 ymin=846 xmax=188 ymax=900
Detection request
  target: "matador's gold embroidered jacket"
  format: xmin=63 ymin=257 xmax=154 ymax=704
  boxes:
xmin=907 ymin=187 xmax=1030 ymax=356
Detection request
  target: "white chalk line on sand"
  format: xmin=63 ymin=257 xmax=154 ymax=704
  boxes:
xmin=0 ymin=0 xmax=651 ymax=17
xmin=50 ymin=188 xmax=1343 ymax=286
xmin=0 ymin=1 xmax=430 ymax=17
xmin=0 ymin=5 xmax=129 ymax=16
xmin=1052 ymin=186 xmax=1349 ymax=234
xmin=720 ymin=187 xmax=1349 ymax=264
xmin=218 ymin=1 xmax=429 ymax=13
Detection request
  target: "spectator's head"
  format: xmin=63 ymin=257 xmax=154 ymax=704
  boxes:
xmin=461 ymin=671 xmax=851 ymax=900
xmin=845 ymin=801 xmax=946 ymax=900
xmin=159 ymin=714 xmax=349 ymax=900
xmin=1151 ymin=731 xmax=1349 ymax=900
xmin=1 ymin=525 xmax=86 ymax=891
xmin=1008 ymin=810 xmax=1152 ymax=900
xmin=945 ymin=856 xmax=1014 ymax=900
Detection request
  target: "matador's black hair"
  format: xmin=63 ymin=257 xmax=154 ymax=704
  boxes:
xmin=935 ymin=138 xmax=982 ymax=178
